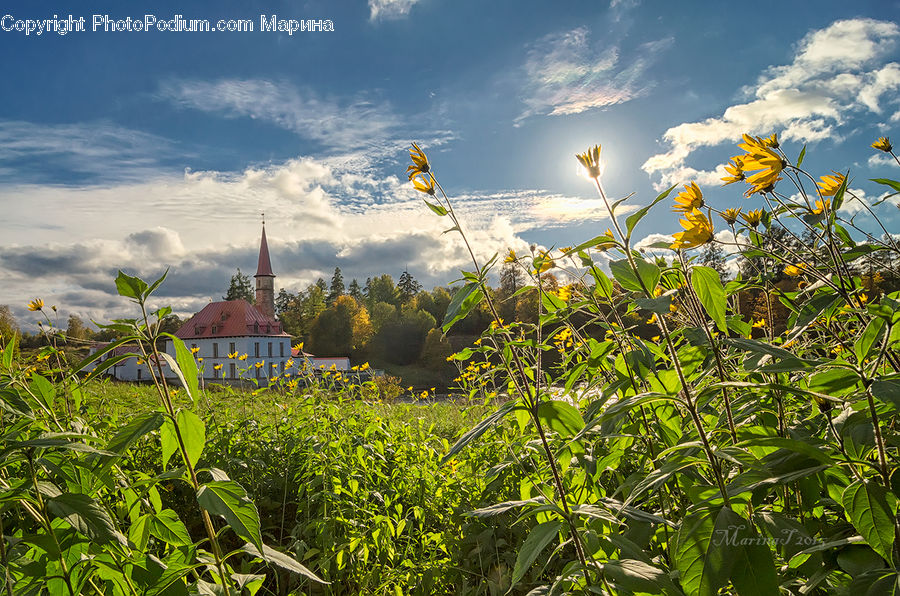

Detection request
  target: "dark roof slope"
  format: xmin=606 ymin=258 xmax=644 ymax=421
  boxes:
xmin=175 ymin=300 xmax=289 ymax=340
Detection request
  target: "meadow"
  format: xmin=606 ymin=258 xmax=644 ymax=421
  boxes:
xmin=2 ymin=135 xmax=900 ymax=595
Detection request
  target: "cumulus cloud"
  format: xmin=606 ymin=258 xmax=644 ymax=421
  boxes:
xmin=643 ymin=18 xmax=900 ymax=189
xmin=516 ymin=27 xmax=671 ymax=123
xmin=368 ymin=0 xmax=421 ymax=21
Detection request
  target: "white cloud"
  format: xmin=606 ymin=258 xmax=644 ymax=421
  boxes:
xmin=516 ymin=27 xmax=671 ymax=123
xmin=368 ymin=0 xmax=420 ymax=21
xmin=643 ymin=18 xmax=900 ymax=189
xmin=159 ymin=79 xmax=403 ymax=151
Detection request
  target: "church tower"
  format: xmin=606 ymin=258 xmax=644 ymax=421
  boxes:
xmin=254 ymin=223 xmax=276 ymax=319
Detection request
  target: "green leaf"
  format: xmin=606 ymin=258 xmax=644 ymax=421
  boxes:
xmin=797 ymin=144 xmax=807 ymax=166
xmin=807 ymin=368 xmax=862 ymax=397
xmin=842 ymin=480 xmax=897 ymax=564
xmin=151 ymin=509 xmax=193 ymax=547
xmin=591 ymin=267 xmax=614 ymax=298
xmin=30 ymin=373 xmax=55 ymax=410
xmin=691 ymin=266 xmax=727 ymax=334
xmin=242 ymin=543 xmax=329 ymax=584
xmin=146 ymin=269 xmax=169 ymax=298
xmin=536 ymin=400 xmax=584 ymax=439
xmin=441 ymin=400 xmax=517 ymax=464
xmin=170 ymin=335 xmax=199 ymax=403
xmin=855 ymin=318 xmax=886 ymax=362
xmin=115 ymin=270 xmax=149 ymax=301
xmin=160 ymin=418 xmax=178 ymax=470
xmin=47 ymin=493 xmax=128 ymax=547
xmin=145 ymin=562 xmax=194 ymax=596
xmin=423 ymin=199 xmax=448 ymax=216
xmin=626 ymin=185 xmax=675 ymax=241
xmin=872 ymin=379 xmax=900 ymax=411
xmin=105 ymin=411 xmax=164 ymax=456
xmin=197 ymin=481 xmax=263 ymax=554
xmin=675 ymin=508 xmax=735 ymax=596
xmin=722 ymin=508 xmax=779 ymax=595
xmin=176 ymin=410 xmax=205 ymax=469
xmin=610 ymin=258 xmax=660 ymax=293
xmin=442 ymin=282 xmax=484 ymax=334
xmin=871 ymin=178 xmax=900 ymax=194
xmin=603 ymin=559 xmax=684 ymax=596
xmin=509 ymin=520 xmax=563 ymax=590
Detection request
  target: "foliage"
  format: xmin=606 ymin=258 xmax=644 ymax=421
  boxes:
xmin=224 ymin=267 xmax=254 ymax=303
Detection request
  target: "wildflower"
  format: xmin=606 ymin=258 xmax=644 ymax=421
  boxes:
xmin=673 ymin=182 xmax=704 ymax=213
xmin=557 ymin=285 xmax=572 ymax=302
xmin=407 ymin=143 xmax=430 ymax=179
xmin=190 ymin=346 xmax=200 ymax=354
xmin=872 ymin=137 xmax=892 ymax=152
xmin=784 ymin=263 xmax=806 ymax=276
xmin=812 ymin=199 xmax=830 ymax=215
xmin=575 ymin=144 xmax=603 ymax=179
xmin=238 ymin=353 xmax=248 ymax=360
xmin=214 ymin=363 xmax=223 ymax=370
xmin=721 ymin=208 xmax=741 ymax=225
xmin=489 ymin=318 xmax=505 ymax=331
xmin=832 ymin=344 xmax=844 ymax=354
xmin=647 ymin=313 xmax=657 ymax=324
xmin=136 ymin=358 xmax=144 ymax=365
xmin=411 ymin=174 xmax=435 ymax=196
xmin=651 ymin=335 xmax=660 ymax=342
xmin=721 ymin=157 xmax=745 ymax=185
xmin=27 ymin=298 xmax=44 ymax=311
xmin=227 ymin=351 xmax=237 ymax=359
xmin=816 ymin=172 xmax=845 ymax=197
xmin=504 ymin=249 xmax=517 ymax=263
xmin=255 ymin=361 xmax=264 ymax=369
xmin=752 ymin=318 xmax=766 ymax=328
xmin=671 ymin=209 xmax=714 ymax=250
xmin=762 ymin=133 xmax=779 ymax=148
xmin=742 ymin=209 xmax=765 ymax=227
xmin=360 ymin=362 xmax=370 ymax=370
xmin=294 ymin=342 xmax=304 ymax=351
xmin=533 ymin=251 xmax=554 ymax=274
xmin=595 ymin=229 xmax=616 ymax=251
xmin=858 ymin=293 xmax=869 ymax=304
xmin=197 ymin=357 xmax=203 ymax=363
xmin=737 ymin=134 xmax=785 ymax=196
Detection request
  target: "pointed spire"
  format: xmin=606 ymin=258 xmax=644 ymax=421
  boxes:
xmin=255 ymin=224 xmax=274 ymax=278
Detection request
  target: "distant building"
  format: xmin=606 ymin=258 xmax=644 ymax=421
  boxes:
xmin=86 ymin=224 xmax=352 ymax=385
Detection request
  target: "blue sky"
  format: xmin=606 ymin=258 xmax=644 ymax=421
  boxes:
xmin=1 ymin=0 xmax=899 ymax=327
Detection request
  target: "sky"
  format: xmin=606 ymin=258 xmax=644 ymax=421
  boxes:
xmin=1 ymin=0 xmax=900 ymax=329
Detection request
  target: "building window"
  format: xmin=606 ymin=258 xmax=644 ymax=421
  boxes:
xmin=268 ymin=343 xmax=273 ymax=358
xmin=229 ymin=342 xmax=235 ymax=354
xmin=254 ymin=342 xmax=260 ymax=358
xmin=280 ymin=342 xmax=284 ymax=357
xmin=211 ymin=325 xmax=217 ymax=334
xmin=213 ymin=343 xmax=219 ymax=357
xmin=230 ymin=363 xmax=236 ymax=379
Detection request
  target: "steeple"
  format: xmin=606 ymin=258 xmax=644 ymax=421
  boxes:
xmin=254 ymin=219 xmax=276 ymax=320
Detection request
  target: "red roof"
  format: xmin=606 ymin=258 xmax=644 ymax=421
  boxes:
xmin=255 ymin=226 xmax=274 ymax=277
xmin=175 ymin=300 xmax=289 ymax=340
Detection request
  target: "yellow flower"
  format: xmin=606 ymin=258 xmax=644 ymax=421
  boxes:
xmin=673 ymin=182 xmax=704 ymax=214
xmin=575 ymin=144 xmax=603 ymax=179
xmin=721 ymin=157 xmax=745 ymax=185
xmin=762 ymin=133 xmax=779 ymax=148
xmin=646 ymin=313 xmax=658 ymax=324
xmin=190 ymin=346 xmax=200 ymax=354
xmin=360 ymin=362 xmax=370 ymax=370
xmin=557 ymin=285 xmax=572 ymax=302
xmin=737 ymin=134 xmax=785 ymax=196
xmin=294 ymin=342 xmax=304 ymax=351
xmin=272 ymin=363 xmax=278 ymax=368
xmin=407 ymin=143 xmax=430 ymax=179
xmin=784 ymin=263 xmax=806 ymax=276
xmin=254 ymin=361 xmax=263 ymax=369
xmin=27 ymin=298 xmax=44 ymax=311
xmin=213 ymin=363 xmax=223 ymax=370
xmin=721 ymin=208 xmax=741 ymax=225
xmin=671 ymin=209 xmax=714 ymax=250
xmin=742 ymin=209 xmax=765 ymax=227
xmin=490 ymin=318 xmax=505 ymax=331
xmin=227 ymin=351 xmax=237 ymax=359
xmin=595 ymin=229 xmax=616 ymax=251
xmin=197 ymin=357 xmax=203 ymax=363
xmin=816 ymin=172 xmax=845 ymax=197
xmin=504 ymin=249 xmax=517 ymax=263
xmin=752 ymin=318 xmax=766 ymax=328
xmin=812 ymin=199 xmax=830 ymax=215
xmin=411 ymin=173 xmax=435 ymax=196
xmin=858 ymin=293 xmax=868 ymax=304
xmin=872 ymin=137 xmax=892 ymax=152
xmin=533 ymin=251 xmax=554 ymax=274
xmin=238 ymin=353 xmax=248 ymax=360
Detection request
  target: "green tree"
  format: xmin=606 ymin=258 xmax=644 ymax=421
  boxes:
xmin=366 ymin=274 xmax=398 ymax=308
xmin=275 ymin=288 xmax=296 ymax=317
xmin=398 ymin=270 xmax=422 ymax=303
xmin=223 ymin=268 xmax=254 ymax=303
xmin=371 ymin=308 xmax=436 ymax=365
xmin=369 ymin=302 xmax=397 ymax=334
xmin=66 ymin=315 xmax=93 ymax=343
xmin=0 ymin=305 xmax=19 ymax=347
xmin=328 ymin=267 xmax=345 ymax=305
xmin=348 ymin=279 xmax=364 ymax=302
xmin=310 ymin=295 xmax=367 ymax=356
